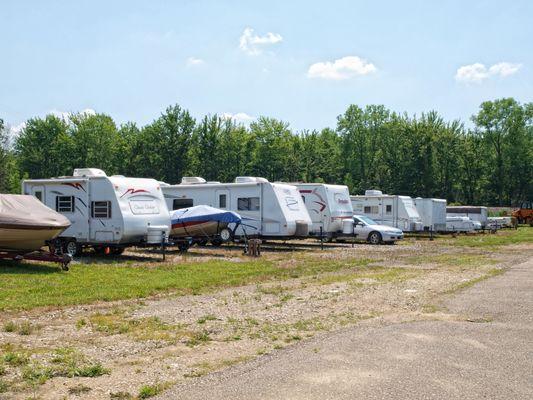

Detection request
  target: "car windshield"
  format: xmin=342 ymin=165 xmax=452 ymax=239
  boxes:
xmin=355 ymin=216 xmax=377 ymax=225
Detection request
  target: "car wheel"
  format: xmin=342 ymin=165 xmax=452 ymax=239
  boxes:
xmin=64 ymin=240 xmax=81 ymax=257
xmin=368 ymin=231 xmax=382 ymax=245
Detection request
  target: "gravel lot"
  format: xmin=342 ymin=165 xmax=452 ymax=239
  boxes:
xmin=0 ymin=233 xmax=531 ymax=399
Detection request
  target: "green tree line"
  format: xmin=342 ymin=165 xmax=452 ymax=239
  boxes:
xmin=1 ymin=98 xmax=532 ymax=206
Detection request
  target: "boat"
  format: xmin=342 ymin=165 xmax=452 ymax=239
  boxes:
xmin=170 ymin=205 xmax=242 ymax=242
xmin=0 ymin=194 xmax=71 ymax=252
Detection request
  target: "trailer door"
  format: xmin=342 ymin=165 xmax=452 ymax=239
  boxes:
xmin=216 ymin=189 xmax=230 ymax=210
xmin=382 ymin=197 xmax=395 ymax=227
xmin=30 ymin=185 xmax=45 ymax=203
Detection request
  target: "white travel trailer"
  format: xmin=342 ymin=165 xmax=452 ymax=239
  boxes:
xmin=350 ymin=190 xmax=423 ymax=232
xmin=161 ymin=177 xmax=312 ymax=239
xmin=22 ymin=168 xmax=170 ymax=256
xmin=446 ymin=216 xmax=476 ymax=232
xmin=294 ymin=183 xmax=354 ymax=238
xmin=414 ymin=198 xmax=447 ymax=232
xmin=446 ymin=206 xmax=488 ymax=228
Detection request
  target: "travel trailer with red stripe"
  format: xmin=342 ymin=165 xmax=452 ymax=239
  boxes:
xmin=294 ymin=183 xmax=354 ymax=238
xmin=161 ymin=177 xmax=312 ymax=239
xmin=22 ymin=168 xmax=170 ymax=256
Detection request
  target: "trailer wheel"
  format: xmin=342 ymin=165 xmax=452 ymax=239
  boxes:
xmin=111 ymin=247 xmax=125 ymax=255
xmin=196 ymin=239 xmax=208 ymax=247
xmin=64 ymin=240 xmax=81 ymax=257
xmin=178 ymin=242 xmax=190 ymax=253
xmin=219 ymin=228 xmax=233 ymax=242
xmin=211 ymin=239 xmax=223 ymax=247
xmin=368 ymin=231 xmax=382 ymax=245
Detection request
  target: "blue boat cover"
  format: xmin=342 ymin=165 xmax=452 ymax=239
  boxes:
xmin=171 ymin=205 xmax=242 ymax=225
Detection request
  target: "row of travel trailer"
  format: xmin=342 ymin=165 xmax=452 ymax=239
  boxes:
xmin=19 ymin=169 xmax=495 ymax=256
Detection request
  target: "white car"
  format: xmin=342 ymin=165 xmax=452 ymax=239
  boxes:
xmin=353 ymin=215 xmax=404 ymax=244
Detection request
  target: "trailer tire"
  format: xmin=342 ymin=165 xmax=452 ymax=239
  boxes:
xmin=64 ymin=240 xmax=81 ymax=257
xmin=111 ymin=247 xmax=125 ymax=255
xmin=211 ymin=239 xmax=223 ymax=247
xmin=178 ymin=242 xmax=190 ymax=253
xmin=368 ymin=231 xmax=382 ymax=245
xmin=219 ymin=228 xmax=233 ymax=242
xmin=196 ymin=239 xmax=208 ymax=247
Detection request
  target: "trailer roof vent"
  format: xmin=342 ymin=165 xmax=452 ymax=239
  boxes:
xmin=365 ymin=189 xmax=383 ymax=196
xmin=181 ymin=177 xmax=206 ymax=184
xmin=235 ymin=176 xmax=268 ymax=183
xmin=73 ymin=168 xmax=107 ymax=177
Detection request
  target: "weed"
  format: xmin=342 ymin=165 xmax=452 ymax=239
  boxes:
xmin=3 ymin=351 xmax=29 ymax=366
xmin=197 ymin=314 xmax=217 ymax=324
xmin=0 ymin=378 xmax=8 ymax=393
xmin=2 ymin=321 xmax=16 ymax=333
xmin=17 ymin=321 xmax=34 ymax=335
xmin=76 ymin=319 xmax=87 ymax=329
xmin=110 ymin=391 xmax=133 ymax=399
xmin=138 ymin=382 xmax=170 ymax=399
xmin=186 ymin=330 xmax=211 ymax=347
xmin=68 ymin=384 xmax=92 ymax=395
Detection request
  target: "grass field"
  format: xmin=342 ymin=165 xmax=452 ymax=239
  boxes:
xmin=0 ymin=227 xmax=530 ymax=312
xmin=445 ymin=226 xmax=533 ymax=248
xmin=0 ymin=255 xmax=373 ymax=311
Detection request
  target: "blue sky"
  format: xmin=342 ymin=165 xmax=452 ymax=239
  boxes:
xmin=1 ymin=0 xmax=531 ymax=133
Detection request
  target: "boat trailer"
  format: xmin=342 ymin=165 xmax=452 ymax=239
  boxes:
xmin=0 ymin=240 xmax=72 ymax=271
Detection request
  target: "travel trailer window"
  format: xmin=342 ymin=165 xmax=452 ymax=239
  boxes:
xmin=386 ymin=205 xmax=392 ymax=214
xmin=56 ymin=196 xmax=75 ymax=213
xmin=173 ymin=198 xmax=193 ymax=210
xmin=219 ymin=194 xmax=227 ymax=208
xmin=238 ymin=197 xmax=260 ymax=211
xmin=364 ymin=206 xmax=379 ymax=214
xmin=91 ymin=201 xmax=112 ymax=219
xmin=34 ymin=191 xmax=42 ymax=202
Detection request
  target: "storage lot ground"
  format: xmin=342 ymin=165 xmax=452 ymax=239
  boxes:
xmin=0 ymin=228 xmax=532 ymax=399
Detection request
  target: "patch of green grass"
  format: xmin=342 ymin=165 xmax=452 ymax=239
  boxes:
xmin=315 ymin=267 xmax=417 ymax=286
xmin=447 ymin=226 xmax=533 ymax=248
xmin=2 ymin=321 xmax=16 ymax=333
xmin=88 ymin=312 xmax=189 ymax=342
xmin=3 ymin=351 xmax=29 ymax=366
xmin=0 ymin=255 xmax=377 ymax=311
xmin=2 ymin=320 xmax=37 ymax=335
xmin=186 ymin=330 xmax=211 ymax=347
xmin=138 ymin=382 xmax=171 ymax=399
xmin=0 ymin=378 xmax=8 ymax=393
xmin=406 ymin=253 xmax=492 ymax=268
xmin=196 ymin=314 xmax=217 ymax=324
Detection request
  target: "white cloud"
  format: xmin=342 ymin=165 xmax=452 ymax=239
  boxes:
xmin=186 ymin=57 xmax=205 ymax=67
xmin=455 ymin=62 xmax=522 ymax=83
xmin=239 ymin=27 xmax=282 ymax=55
xmin=307 ymin=56 xmax=377 ymax=80
xmin=488 ymin=62 xmax=522 ymax=77
xmin=222 ymin=112 xmax=255 ymax=124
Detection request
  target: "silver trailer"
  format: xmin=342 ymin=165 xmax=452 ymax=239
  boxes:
xmin=414 ymin=198 xmax=447 ymax=232
xmin=350 ymin=190 xmax=423 ymax=232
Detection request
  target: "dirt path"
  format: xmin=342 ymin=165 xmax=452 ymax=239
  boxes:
xmin=159 ymin=257 xmax=533 ymax=400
